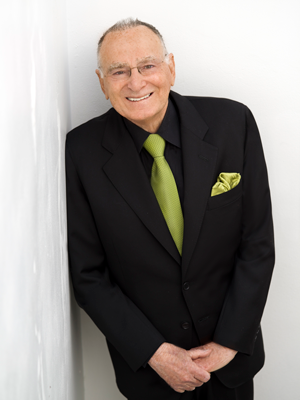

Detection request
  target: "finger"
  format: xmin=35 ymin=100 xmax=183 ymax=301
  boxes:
xmin=185 ymin=386 xmax=196 ymax=391
xmin=186 ymin=375 xmax=206 ymax=388
xmin=194 ymin=368 xmax=211 ymax=383
xmin=174 ymin=386 xmax=186 ymax=393
xmin=188 ymin=347 xmax=212 ymax=360
xmin=190 ymin=378 xmax=204 ymax=387
xmin=194 ymin=377 xmax=205 ymax=386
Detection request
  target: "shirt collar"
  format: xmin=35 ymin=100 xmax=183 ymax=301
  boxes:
xmin=123 ymin=98 xmax=181 ymax=153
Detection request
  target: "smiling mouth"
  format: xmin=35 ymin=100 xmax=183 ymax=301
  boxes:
xmin=126 ymin=93 xmax=153 ymax=102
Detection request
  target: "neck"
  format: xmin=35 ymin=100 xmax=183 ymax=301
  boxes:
xmin=127 ymin=102 xmax=168 ymax=133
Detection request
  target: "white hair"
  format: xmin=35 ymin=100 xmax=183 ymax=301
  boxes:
xmin=97 ymin=18 xmax=168 ymax=75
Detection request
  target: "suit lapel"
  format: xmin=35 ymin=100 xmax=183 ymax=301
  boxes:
xmin=101 ymin=92 xmax=218 ymax=269
xmin=102 ymin=109 xmax=181 ymax=265
xmin=170 ymin=92 xmax=218 ymax=272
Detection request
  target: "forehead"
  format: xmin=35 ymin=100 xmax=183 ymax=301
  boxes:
xmin=100 ymin=26 xmax=164 ymax=66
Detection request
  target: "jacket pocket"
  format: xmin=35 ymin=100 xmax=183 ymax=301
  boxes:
xmin=207 ymin=182 xmax=242 ymax=211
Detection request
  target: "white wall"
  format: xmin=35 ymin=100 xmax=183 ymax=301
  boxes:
xmin=66 ymin=1 xmax=299 ymax=399
xmin=0 ymin=1 xmax=83 ymax=399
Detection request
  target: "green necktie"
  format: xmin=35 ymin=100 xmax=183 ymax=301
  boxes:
xmin=143 ymin=134 xmax=184 ymax=255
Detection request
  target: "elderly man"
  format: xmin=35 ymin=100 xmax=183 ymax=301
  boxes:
xmin=66 ymin=18 xmax=274 ymax=400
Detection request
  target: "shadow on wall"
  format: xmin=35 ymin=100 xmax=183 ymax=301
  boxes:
xmin=69 ymin=283 xmax=85 ymax=400
xmin=79 ymin=309 xmax=126 ymax=400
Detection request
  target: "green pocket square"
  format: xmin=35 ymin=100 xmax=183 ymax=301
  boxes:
xmin=211 ymin=172 xmax=241 ymax=197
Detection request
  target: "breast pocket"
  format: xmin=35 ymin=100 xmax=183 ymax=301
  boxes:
xmin=207 ymin=182 xmax=242 ymax=211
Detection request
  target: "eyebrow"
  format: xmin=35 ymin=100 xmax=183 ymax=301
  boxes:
xmin=138 ymin=56 xmax=157 ymax=63
xmin=107 ymin=62 xmax=128 ymax=74
xmin=106 ymin=56 xmax=158 ymax=74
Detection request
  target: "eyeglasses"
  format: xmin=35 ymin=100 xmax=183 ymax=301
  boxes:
xmin=103 ymin=57 xmax=167 ymax=82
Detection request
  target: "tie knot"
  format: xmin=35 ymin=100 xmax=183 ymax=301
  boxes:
xmin=143 ymin=134 xmax=166 ymax=158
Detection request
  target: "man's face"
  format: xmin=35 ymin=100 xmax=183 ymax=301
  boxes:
xmin=96 ymin=26 xmax=175 ymax=132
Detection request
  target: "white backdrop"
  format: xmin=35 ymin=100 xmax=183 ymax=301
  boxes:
xmin=0 ymin=0 xmax=83 ymax=399
xmin=66 ymin=1 xmax=300 ymax=399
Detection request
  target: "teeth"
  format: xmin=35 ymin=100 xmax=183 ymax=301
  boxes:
xmin=127 ymin=93 xmax=151 ymax=102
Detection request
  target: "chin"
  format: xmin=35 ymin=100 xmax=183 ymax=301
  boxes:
xmin=124 ymin=108 xmax=155 ymax=121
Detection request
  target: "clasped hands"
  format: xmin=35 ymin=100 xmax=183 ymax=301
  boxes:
xmin=148 ymin=342 xmax=237 ymax=393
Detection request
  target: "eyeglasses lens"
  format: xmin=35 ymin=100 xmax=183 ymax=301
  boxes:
xmin=107 ymin=59 xmax=163 ymax=81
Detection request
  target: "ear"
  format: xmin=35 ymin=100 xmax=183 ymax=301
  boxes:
xmin=167 ymin=53 xmax=176 ymax=87
xmin=95 ymin=69 xmax=109 ymax=100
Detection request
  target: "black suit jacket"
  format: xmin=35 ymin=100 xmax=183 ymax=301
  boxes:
xmin=66 ymin=91 xmax=274 ymax=399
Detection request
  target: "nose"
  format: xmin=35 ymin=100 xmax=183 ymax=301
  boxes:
xmin=126 ymin=67 xmax=146 ymax=92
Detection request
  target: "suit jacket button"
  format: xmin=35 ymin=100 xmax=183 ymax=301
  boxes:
xmin=181 ymin=322 xmax=190 ymax=330
xmin=183 ymin=282 xmax=190 ymax=290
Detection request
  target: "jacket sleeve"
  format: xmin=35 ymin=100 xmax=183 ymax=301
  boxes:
xmin=213 ymin=106 xmax=275 ymax=355
xmin=65 ymin=142 xmax=165 ymax=372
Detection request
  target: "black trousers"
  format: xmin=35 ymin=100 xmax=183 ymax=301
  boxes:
xmin=180 ymin=374 xmax=253 ymax=400
xmin=126 ymin=375 xmax=253 ymax=400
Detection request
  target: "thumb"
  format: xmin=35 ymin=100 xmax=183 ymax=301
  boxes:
xmin=188 ymin=347 xmax=212 ymax=360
